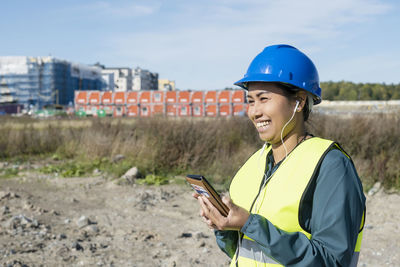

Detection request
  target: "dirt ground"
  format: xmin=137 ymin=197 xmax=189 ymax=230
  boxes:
xmin=0 ymin=172 xmax=399 ymax=267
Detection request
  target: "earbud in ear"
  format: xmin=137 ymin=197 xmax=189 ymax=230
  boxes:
xmin=294 ymin=100 xmax=300 ymax=112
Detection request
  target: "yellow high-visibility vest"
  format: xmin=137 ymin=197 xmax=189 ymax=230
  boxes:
xmin=229 ymin=137 xmax=364 ymax=266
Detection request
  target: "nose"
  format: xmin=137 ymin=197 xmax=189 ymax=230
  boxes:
xmin=249 ymin=101 xmax=262 ymax=119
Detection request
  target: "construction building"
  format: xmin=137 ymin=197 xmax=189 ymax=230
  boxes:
xmin=0 ymin=56 xmax=104 ymax=108
xmin=100 ymin=66 xmax=158 ymax=92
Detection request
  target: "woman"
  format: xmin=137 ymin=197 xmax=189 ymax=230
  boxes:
xmin=194 ymin=44 xmax=365 ymax=266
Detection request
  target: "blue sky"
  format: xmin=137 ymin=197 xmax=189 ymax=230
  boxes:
xmin=1 ymin=0 xmax=399 ymax=90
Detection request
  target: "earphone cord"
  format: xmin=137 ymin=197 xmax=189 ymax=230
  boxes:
xmin=280 ymin=101 xmax=299 ymax=159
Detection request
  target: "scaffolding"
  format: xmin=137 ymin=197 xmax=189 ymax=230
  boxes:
xmin=0 ymin=56 xmax=104 ymax=108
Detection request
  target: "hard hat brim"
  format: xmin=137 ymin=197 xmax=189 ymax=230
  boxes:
xmin=234 ymin=74 xmax=321 ymax=105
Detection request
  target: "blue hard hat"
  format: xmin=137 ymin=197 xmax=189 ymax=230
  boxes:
xmin=234 ymin=44 xmax=322 ymax=104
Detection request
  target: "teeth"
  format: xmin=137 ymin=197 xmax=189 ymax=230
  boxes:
xmin=256 ymin=121 xmax=270 ymax=128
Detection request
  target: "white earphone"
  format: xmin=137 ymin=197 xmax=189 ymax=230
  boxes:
xmin=294 ymin=100 xmax=300 ymax=112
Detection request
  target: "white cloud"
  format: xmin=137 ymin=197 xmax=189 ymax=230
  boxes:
xmin=100 ymin=0 xmax=394 ymax=89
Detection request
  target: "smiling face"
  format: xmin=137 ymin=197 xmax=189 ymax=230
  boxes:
xmin=247 ymin=82 xmax=301 ymax=145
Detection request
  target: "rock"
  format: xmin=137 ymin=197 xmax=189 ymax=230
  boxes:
xmin=112 ymin=154 xmax=125 ymax=163
xmin=121 ymin=167 xmax=140 ymax=183
xmin=1 ymin=205 xmax=10 ymax=215
xmin=23 ymin=201 xmax=34 ymax=210
xmin=195 ymin=231 xmax=209 ymax=239
xmin=51 ymin=209 xmax=60 ymax=216
xmin=72 ymin=241 xmax=84 ymax=251
xmin=202 ymin=247 xmax=210 ymax=253
xmin=180 ymin=232 xmax=192 ymax=238
xmin=6 ymin=214 xmax=38 ymax=230
xmin=365 ymin=224 xmax=374 ymax=230
xmin=143 ymin=234 xmax=155 ymax=241
xmin=0 ymin=191 xmax=11 ymax=200
xmin=71 ymin=197 xmax=79 ymax=203
xmin=368 ymin=182 xmax=381 ymax=196
xmin=76 ymin=215 xmax=92 ymax=228
xmin=84 ymin=224 xmax=100 ymax=235
xmin=59 ymin=233 xmax=67 ymax=240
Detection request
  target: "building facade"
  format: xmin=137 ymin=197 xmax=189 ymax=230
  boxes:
xmin=101 ymin=68 xmax=132 ymax=92
xmin=132 ymin=67 xmax=158 ymax=91
xmin=100 ymin=67 xmax=158 ymax=91
xmin=158 ymin=79 xmax=176 ymax=91
xmin=0 ymin=56 xmax=104 ymax=108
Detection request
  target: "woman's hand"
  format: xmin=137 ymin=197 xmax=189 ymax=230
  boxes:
xmin=193 ymin=192 xmax=249 ymax=231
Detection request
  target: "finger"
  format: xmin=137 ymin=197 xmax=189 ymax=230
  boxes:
xmin=204 ymin=217 xmax=217 ymax=229
xmin=198 ymin=197 xmax=211 ymax=217
xmin=201 ymin=196 xmax=227 ymax=228
xmin=201 ymin=196 xmax=222 ymax=217
xmin=192 ymin=192 xmax=200 ymax=199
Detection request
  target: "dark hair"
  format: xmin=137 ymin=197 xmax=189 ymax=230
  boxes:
xmin=276 ymin=83 xmax=312 ymax=121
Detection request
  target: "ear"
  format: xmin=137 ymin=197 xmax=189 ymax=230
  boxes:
xmin=296 ymin=91 xmax=307 ymax=112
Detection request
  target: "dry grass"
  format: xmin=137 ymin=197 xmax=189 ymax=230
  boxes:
xmin=0 ymin=114 xmax=399 ymax=190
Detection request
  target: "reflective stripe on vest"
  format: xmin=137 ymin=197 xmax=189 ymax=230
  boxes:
xmin=238 ymin=238 xmax=280 ymax=265
xmin=229 ymin=137 xmax=364 ymax=266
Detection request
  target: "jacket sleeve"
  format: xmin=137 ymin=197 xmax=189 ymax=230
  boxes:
xmin=240 ymin=149 xmax=366 ymax=266
xmin=214 ymin=230 xmax=238 ymax=258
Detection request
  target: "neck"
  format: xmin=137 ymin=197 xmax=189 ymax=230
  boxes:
xmin=271 ymin=125 xmax=307 ymax=165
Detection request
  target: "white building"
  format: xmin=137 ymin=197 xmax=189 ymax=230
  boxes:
xmin=132 ymin=67 xmax=159 ymax=91
xmin=101 ymin=68 xmax=132 ymax=92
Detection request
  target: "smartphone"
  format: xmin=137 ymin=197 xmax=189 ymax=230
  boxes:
xmin=186 ymin=174 xmax=229 ymax=217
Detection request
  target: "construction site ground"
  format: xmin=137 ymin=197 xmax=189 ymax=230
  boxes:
xmin=0 ymin=172 xmax=399 ymax=267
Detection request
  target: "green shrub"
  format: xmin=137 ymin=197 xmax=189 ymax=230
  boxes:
xmin=1 ymin=114 xmax=399 ymax=191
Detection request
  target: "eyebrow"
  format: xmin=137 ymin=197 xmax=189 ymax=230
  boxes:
xmin=247 ymin=91 xmax=271 ymax=99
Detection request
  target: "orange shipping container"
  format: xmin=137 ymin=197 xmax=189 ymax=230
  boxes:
xmin=140 ymin=104 xmax=151 ymax=117
xmin=191 ymin=91 xmax=204 ymax=104
xmin=166 ymin=91 xmax=177 ymax=103
xmin=139 ymin=91 xmax=151 ymax=104
xmin=232 ymin=104 xmax=247 ymax=116
xmin=232 ymin=90 xmax=245 ymax=103
xmin=152 ymin=91 xmax=164 ymax=103
xmin=218 ymin=90 xmax=231 ymax=104
xmin=205 ymin=104 xmax=218 ymax=117
xmin=178 ymin=91 xmax=190 ymax=104
xmin=219 ymin=104 xmax=231 ymax=116
xmin=192 ymin=104 xmax=204 ymax=117
xmin=75 ymin=91 xmax=88 ymax=105
xmin=126 ymin=91 xmax=138 ymax=104
xmin=113 ymin=106 xmax=125 ymax=117
xmin=178 ymin=104 xmax=191 ymax=116
xmin=88 ymin=91 xmax=100 ymax=105
xmin=114 ymin=92 xmax=126 ymax=105
xmin=205 ymin=91 xmax=217 ymax=103
xmin=101 ymin=91 xmax=113 ymax=105
xmin=166 ymin=104 xmax=177 ymax=116
xmin=86 ymin=105 xmax=99 ymax=117
xmin=127 ymin=105 xmax=139 ymax=117
xmin=103 ymin=105 xmax=113 ymax=116
xmin=151 ymin=104 xmax=165 ymax=115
